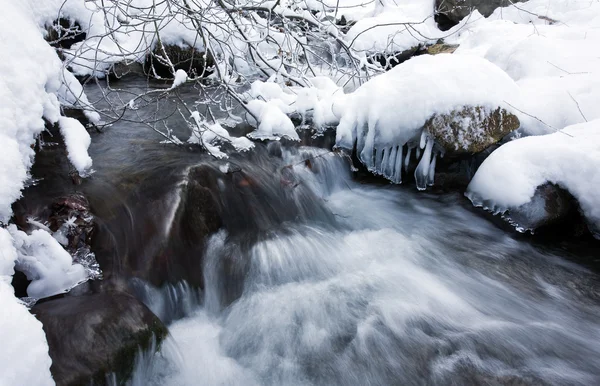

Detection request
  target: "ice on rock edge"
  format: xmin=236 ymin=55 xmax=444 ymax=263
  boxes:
xmin=466 ymin=119 xmax=600 ymax=238
xmin=8 ymin=225 xmax=88 ymax=299
xmin=333 ymin=54 xmax=520 ymax=188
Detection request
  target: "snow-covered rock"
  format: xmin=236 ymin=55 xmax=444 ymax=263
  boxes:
xmin=333 ymin=54 xmax=520 ymax=188
xmin=466 ymin=119 xmax=600 ymax=238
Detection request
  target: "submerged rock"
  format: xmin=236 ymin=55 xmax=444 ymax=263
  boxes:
xmin=425 ymin=106 xmax=520 ymax=155
xmin=32 ymin=291 xmax=167 ymax=386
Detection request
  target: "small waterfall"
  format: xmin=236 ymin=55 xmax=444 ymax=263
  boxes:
xmin=124 ymin=146 xmax=600 ymax=386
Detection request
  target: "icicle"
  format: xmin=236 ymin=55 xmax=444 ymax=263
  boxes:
xmin=415 ymin=137 xmax=434 ymax=191
xmin=416 ymin=147 xmax=421 ymax=159
xmin=383 ymin=146 xmax=395 ymax=178
xmin=427 ymin=152 xmax=437 ymax=186
xmin=419 ymin=130 xmax=428 ymax=149
xmin=404 ymin=147 xmax=412 ymax=172
xmin=392 ymin=145 xmax=403 ymax=183
xmin=374 ymin=147 xmax=384 ymax=174
xmin=359 ymin=138 xmax=375 ymax=171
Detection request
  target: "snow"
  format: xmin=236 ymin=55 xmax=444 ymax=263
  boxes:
xmin=189 ymin=112 xmax=255 ymax=158
xmin=0 ymin=228 xmax=54 ymax=386
xmin=466 ymin=119 xmax=600 ymax=237
xmin=345 ymin=0 xmax=443 ymax=55
xmin=8 ymin=226 xmax=87 ymax=299
xmin=333 ymin=54 xmax=520 ymax=186
xmin=245 ymin=100 xmax=300 ymax=141
xmin=449 ymin=2 xmax=600 ymax=135
xmin=171 ymin=69 xmax=188 ymax=89
xmin=58 ymin=116 xmax=93 ymax=174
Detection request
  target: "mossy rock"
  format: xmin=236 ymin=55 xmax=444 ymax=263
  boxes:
xmin=32 ymin=291 xmax=168 ymax=386
xmin=426 ymin=43 xmax=459 ymax=55
xmin=424 ymin=106 xmax=520 ymax=154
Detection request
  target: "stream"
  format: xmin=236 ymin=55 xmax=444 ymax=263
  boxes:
xmin=21 ymin=78 xmax=600 ymax=385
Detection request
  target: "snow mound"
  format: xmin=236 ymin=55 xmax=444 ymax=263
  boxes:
xmin=450 ymin=1 xmax=600 ymax=135
xmin=466 ymin=119 xmax=600 ymax=238
xmin=247 ymin=77 xmax=342 ymax=129
xmin=333 ymin=54 xmax=520 ymax=187
xmin=8 ymin=225 xmax=88 ymax=299
xmin=246 ymin=100 xmax=300 ymax=141
xmin=345 ymin=0 xmax=442 ymax=55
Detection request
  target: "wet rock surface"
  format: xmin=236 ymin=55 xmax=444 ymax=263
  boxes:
xmin=32 ymin=290 xmax=167 ymax=386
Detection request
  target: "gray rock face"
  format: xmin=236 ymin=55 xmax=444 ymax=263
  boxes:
xmin=425 ymin=106 xmax=520 ymax=155
xmin=436 ymin=0 xmax=528 ymax=23
xmin=32 ymin=291 xmax=167 ymax=386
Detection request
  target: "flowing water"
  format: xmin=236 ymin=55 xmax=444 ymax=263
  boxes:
xmin=27 ymin=78 xmax=600 ymax=385
xmin=119 ymin=146 xmax=600 ymax=386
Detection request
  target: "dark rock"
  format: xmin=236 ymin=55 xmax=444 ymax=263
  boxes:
xmin=31 ymin=291 xmax=168 ymax=386
xmin=145 ymin=42 xmax=214 ymax=78
xmin=436 ymin=0 xmax=528 ymax=24
xmin=506 ymin=183 xmax=590 ymax=238
xmin=109 ymin=61 xmax=145 ymax=80
xmin=45 ymin=18 xmax=86 ymax=50
xmin=49 ymin=193 xmax=95 ymax=253
xmin=425 ymin=106 xmax=520 ymax=155
xmin=368 ymin=46 xmax=421 ymax=70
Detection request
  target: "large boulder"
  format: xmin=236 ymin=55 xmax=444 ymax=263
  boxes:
xmin=436 ymin=0 xmax=528 ymax=24
xmin=32 ymin=291 xmax=168 ymax=386
xmin=425 ymin=106 xmax=520 ymax=155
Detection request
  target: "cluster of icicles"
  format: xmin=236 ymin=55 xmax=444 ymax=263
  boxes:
xmin=355 ymin=130 xmax=443 ymax=190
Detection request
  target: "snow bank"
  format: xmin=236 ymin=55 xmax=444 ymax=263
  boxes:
xmin=0 ymin=229 xmax=54 ymax=386
xmin=450 ymin=1 xmax=600 ymax=135
xmin=0 ymin=1 xmax=95 ymax=222
xmin=0 ymin=2 xmax=100 ymax=383
xmin=466 ymin=120 xmax=600 ymax=237
xmin=333 ymin=54 xmax=520 ymax=187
